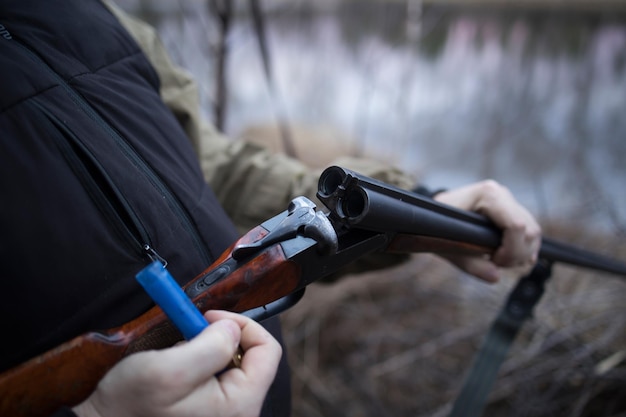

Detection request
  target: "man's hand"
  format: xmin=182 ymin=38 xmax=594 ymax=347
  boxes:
xmin=434 ymin=180 xmax=542 ymax=283
xmin=73 ymin=310 xmax=281 ymax=417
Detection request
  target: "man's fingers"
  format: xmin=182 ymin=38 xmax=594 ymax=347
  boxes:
xmin=492 ymin=220 xmax=540 ymax=267
xmin=204 ymin=310 xmax=281 ymax=353
xmin=160 ymin=312 xmax=282 ymax=417
xmin=158 ymin=318 xmax=242 ymax=389
xmin=209 ymin=311 xmax=282 ymax=379
xmin=436 ymin=180 xmax=541 ymax=270
xmin=469 ymin=181 xmax=541 ymax=268
xmin=444 ymin=254 xmax=500 ymax=283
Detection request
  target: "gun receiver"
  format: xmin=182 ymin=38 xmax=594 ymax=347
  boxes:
xmin=2 ymin=166 xmax=625 ymax=417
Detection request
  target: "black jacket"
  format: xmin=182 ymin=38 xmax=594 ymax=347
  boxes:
xmin=0 ymin=0 xmax=290 ymax=415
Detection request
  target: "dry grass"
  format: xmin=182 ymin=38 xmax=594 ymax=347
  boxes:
xmin=281 ymin=227 xmax=626 ymax=417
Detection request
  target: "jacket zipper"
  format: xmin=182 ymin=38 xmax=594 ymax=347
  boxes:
xmin=33 ymin=100 xmax=151 ymax=258
xmin=14 ymin=39 xmax=212 ymax=265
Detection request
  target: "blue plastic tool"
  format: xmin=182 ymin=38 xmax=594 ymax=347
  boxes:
xmin=136 ymin=260 xmax=208 ymax=340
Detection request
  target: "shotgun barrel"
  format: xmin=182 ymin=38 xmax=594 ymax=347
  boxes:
xmin=317 ymin=165 xmax=626 ymax=277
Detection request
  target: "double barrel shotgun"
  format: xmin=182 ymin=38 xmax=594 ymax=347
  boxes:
xmin=2 ymin=166 xmax=626 ymax=416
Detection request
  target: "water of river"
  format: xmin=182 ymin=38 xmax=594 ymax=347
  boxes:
xmin=119 ymin=1 xmax=626 ymax=235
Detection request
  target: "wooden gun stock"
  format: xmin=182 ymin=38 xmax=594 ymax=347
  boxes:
xmin=0 ymin=225 xmax=301 ymax=417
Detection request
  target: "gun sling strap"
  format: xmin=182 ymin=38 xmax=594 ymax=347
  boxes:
xmin=448 ymin=260 xmax=553 ymax=417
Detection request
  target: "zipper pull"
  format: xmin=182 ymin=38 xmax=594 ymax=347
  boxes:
xmin=143 ymin=244 xmax=168 ymax=268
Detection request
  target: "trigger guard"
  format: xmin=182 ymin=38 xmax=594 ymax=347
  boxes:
xmin=242 ymin=289 xmax=306 ymax=322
